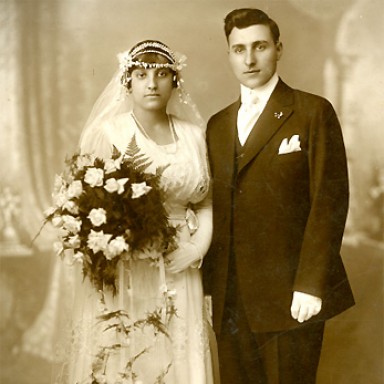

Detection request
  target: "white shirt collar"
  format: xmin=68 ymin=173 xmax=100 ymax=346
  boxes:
xmin=240 ymin=72 xmax=279 ymax=107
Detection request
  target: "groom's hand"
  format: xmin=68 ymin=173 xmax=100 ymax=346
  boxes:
xmin=291 ymin=291 xmax=322 ymax=323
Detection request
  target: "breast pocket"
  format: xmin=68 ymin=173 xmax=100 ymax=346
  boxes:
xmin=269 ymin=151 xmax=307 ymax=181
xmin=276 ymin=151 xmax=302 ymax=162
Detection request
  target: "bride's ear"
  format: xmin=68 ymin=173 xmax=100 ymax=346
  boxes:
xmin=172 ymin=74 xmax=178 ymax=88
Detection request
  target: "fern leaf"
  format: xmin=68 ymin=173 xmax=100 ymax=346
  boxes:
xmin=124 ymin=135 xmax=154 ymax=172
xmin=125 ymin=135 xmax=141 ymax=158
xmin=156 ymin=164 xmax=170 ymax=177
xmin=111 ymin=145 xmax=122 ymax=159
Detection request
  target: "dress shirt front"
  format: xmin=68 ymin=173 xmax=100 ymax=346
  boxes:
xmin=237 ymin=73 xmax=279 ymax=146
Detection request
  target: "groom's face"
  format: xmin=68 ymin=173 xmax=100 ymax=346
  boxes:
xmin=227 ymin=24 xmax=282 ymax=89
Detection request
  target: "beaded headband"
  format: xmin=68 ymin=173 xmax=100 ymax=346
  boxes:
xmin=130 ymin=41 xmax=175 ymax=63
xmin=118 ymin=41 xmax=187 ymax=88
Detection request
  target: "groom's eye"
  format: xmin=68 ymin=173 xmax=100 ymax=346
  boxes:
xmin=256 ymin=43 xmax=267 ymax=51
xmin=232 ymin=46 xmax=245 ymax=54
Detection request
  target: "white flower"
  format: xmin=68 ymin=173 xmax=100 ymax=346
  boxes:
xmin=67 ymin=180 xmax=83 ymax=198
xmin=66 ymin=234 xmax=81 ymax=249
xmin=52 ymin=191 xmax=68 ymax=208
xmin=44 ymin=206 xmax=56 ymax=218
xmin=104 ymin=236 xmax=129 ymax=260
xmin=73 ymin=251 xmax=84 ymax=263
xmin=104 ymin=158 xmax=122 ymax=174
xmin=87 ymin=230 xmax=112 ymax=253
xmin=84 ymin=167 xmax=104 ymax=187
xmin=88 ymin=208 xmax=107 ymax=227
xmin=167 ymin=289 xmax=177 ymax=299
xmin=159 ymin=284 xmax=168 ymax=294
xmin=53 ymin=241 xmax=64 ymax=256
xmin=53 ymin=175 xmax=65 ymax=194
xmin=62 ymin=215 xmax=82 ymax=233
xmin=51 ymin=216 xmax=63 ymax=228
xmin=104 ymin=178 xmax=119 ymax=193
xmin=175 ymin=53 xmax=187 ymax=72
xmin=58 ymin=228 xmax=70 ymax=238
xmin=117 ymin=50 xmax=133 ymax=70
xmin=104 ymin=178 xmax=129 ymax=194
xmin=63 ymin=200 xmax=79 ymax=215
xmin=131 ymin=182 xmax=152 ymax=199
xmin=76 ymin=154 xmax=95 ymax=169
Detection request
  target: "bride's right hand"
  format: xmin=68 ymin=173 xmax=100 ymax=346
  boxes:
xmin=165 ymin=241 xmax=202 ymax=274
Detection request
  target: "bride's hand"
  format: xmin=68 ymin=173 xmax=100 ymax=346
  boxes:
xmin=165 ymin=241 xmax=202 ymax=274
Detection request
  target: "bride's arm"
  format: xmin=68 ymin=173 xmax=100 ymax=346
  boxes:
xmin=190 ymin=193 xmax=213 ymax=267
xmin=165 ymin=193 xmax=213 ymax=274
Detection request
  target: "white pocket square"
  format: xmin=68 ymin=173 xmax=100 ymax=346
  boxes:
xmin=278 ymin=134 xmax=301 ymax=155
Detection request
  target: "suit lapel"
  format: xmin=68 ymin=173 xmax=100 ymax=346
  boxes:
xmin=238 ymin=80 xmax=294 ymax=174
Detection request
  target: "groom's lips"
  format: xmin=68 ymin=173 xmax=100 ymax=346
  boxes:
xmin=244 ymin=69 xmax=260 ymax=74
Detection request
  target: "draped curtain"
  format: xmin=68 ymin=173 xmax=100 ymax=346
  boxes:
xmin=17 ymin=0 xmax=62 ymax=243
xmin=0 ymin=0 xmax=97 ymax=361
xmin=0 ymin=0 xmax=94 ymax=251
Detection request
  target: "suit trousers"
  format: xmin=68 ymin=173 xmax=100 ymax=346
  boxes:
xmin=217 ymin=269 xmax=325 ymax=384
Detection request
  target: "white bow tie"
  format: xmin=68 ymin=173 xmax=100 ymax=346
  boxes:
xmin=242 ymin=91 xmax=259 ymax=107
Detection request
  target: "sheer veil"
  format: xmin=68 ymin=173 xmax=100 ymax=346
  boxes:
xmin=79 ymin=51 xmax=206 ymax=156
xmin=21 ymin=47 xmax=207 ymax=369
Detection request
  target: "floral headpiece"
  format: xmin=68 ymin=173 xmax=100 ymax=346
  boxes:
xmin=118 ymin=41 xmax=187 ymax=88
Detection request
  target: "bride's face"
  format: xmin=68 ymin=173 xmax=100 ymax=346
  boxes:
xmin=130 ymin=67 xmax=174 ymax=112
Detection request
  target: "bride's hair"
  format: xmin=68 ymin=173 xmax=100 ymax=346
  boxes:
xmin=120 ymin=40 xmax=179 ymax=91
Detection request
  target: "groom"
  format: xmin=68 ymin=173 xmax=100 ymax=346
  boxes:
xmin=204 ymin=8 xmax=355 ymax=384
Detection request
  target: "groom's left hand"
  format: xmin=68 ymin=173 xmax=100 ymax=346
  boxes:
xmin=291 ymin=291 xmax=322 ymax=323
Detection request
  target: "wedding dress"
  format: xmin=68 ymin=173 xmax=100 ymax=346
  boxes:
xmin=47 ymin=112 xmax=214 ymax=384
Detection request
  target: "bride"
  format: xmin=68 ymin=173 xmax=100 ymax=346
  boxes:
xmin=32 ymin=40 xmax=216 ymax=384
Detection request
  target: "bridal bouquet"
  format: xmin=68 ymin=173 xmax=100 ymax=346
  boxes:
xmin=44 ymin=137 xmax=177 ymax=291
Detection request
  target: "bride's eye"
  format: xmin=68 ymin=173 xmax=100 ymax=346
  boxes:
xmin=135 ymin=71 xmax=146 ymax=79
xmin=157 ymin=70 xmax=170 ymax=78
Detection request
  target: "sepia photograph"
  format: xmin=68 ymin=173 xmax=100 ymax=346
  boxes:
xmin=0 ymin=1 xmax=383 ymax=383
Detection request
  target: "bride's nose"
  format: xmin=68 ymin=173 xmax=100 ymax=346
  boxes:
xmin=147 ymin=73 xmax=158 ymax=91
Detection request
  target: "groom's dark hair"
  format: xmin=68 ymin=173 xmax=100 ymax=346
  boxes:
xmin=224 ymin=8 xmax=280 ymax=43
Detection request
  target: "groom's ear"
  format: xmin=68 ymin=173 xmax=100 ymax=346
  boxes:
xmin=276 ymin=42 xmax=283 ymax=61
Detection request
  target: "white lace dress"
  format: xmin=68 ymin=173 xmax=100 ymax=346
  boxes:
xmin=52 ymin=113 xmax=214 ymax=384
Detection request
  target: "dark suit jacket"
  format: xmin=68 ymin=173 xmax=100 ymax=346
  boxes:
xmin=204 ymin=79 xmax=355 ymax=334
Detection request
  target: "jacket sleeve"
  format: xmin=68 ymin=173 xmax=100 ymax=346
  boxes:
xmin=293 ymin=99 xmax=349 ymax=298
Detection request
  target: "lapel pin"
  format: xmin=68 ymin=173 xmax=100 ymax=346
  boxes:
xmin=274 ymin=112 xmax=284 ymax=119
